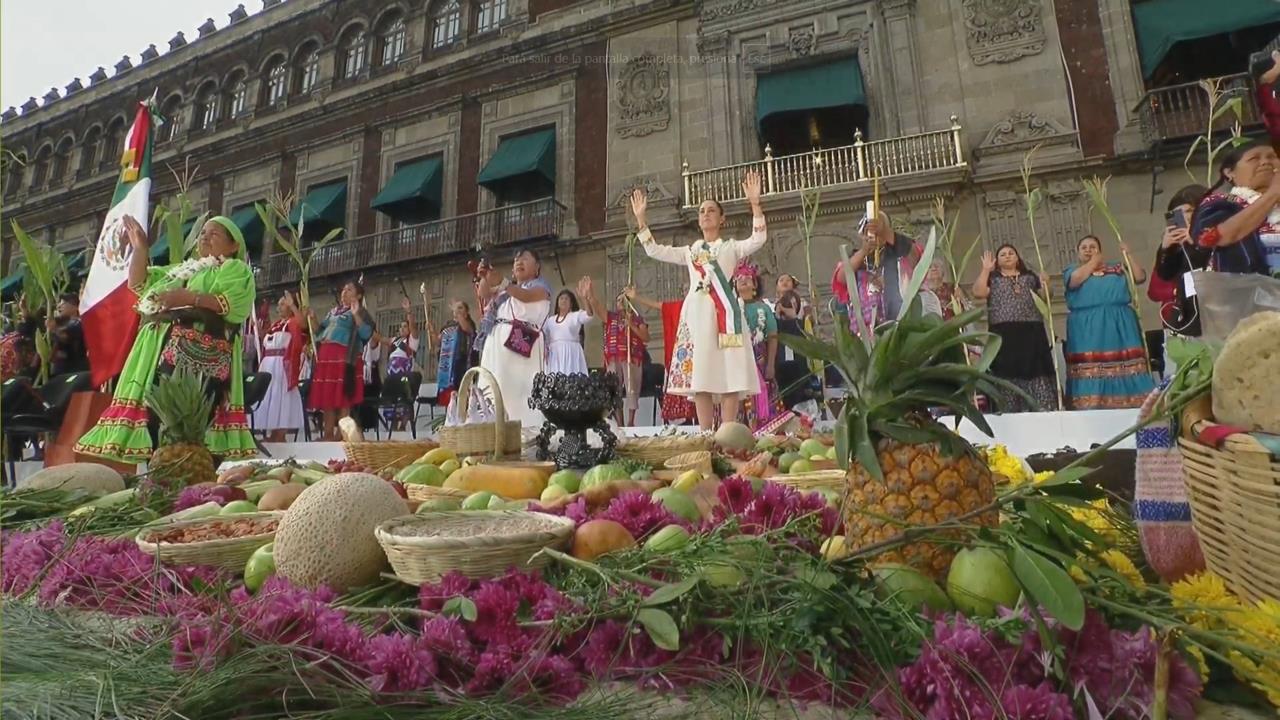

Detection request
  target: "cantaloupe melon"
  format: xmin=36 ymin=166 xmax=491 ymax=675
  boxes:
xmin=19 ymin=464 xmax=125 ymax=495
xmin=714 ymin=422 xmax=755 ymax=453
xmin=1213 ymin=311 xmax=1280 ymax=434
xmin=272 ymin=472 xmax=406 ymax=592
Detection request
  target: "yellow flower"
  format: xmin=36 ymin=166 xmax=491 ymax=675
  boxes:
xmin=1033 ymin=470 xmax=1055 ymax=484
xmin=1186 ymin=644 xmax=1209 ymax=680
xmin=1170 ymin=571 xmax=1242 ymax=629
xmin=1066 ymin=499 xmax=1122 ymax=547
xmin=983 ymin=445 xmax=1031 ymax=486
xmin=1170 ymin=573 xmax=1280 ymax=707
xmin=1068 ymin=563 xmax=1089 ymax=585
xmin=1098 ymin=549 xmax=1145 ymax=590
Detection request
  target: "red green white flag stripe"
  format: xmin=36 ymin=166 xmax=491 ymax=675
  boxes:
xmin=81 ymin=100 xmax=155 ymax=387
xmin=691 ymin=242 xmax=744 ymax=348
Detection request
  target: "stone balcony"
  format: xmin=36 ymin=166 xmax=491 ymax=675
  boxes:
xmin=679 ymin=118 xmax=968 ymax=209
xmin=260 ymin=196 xmax=566 ymax=286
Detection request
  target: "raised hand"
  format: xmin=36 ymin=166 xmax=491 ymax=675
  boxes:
xmin=400 ymin=296 xmax=412 ymax=313
xmin=1039 ymin=272 xmax=1050 ymax=290
xmin=980 ymin=251 xmax=996 ymax=272
xmin=122 ymin=215 xmax=148 ymax=251
xmin=742 ymin=170 xmax=763 ymax=208
xmin=623 ymin=284 xmax=637 ymax=299
xmin=629 ymin=188 xmax=648 ymax=227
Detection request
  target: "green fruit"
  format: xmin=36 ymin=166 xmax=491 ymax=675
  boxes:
xmin=810 ymin=455 xmax=827 ymax=462
xmin=499 ymin=498 xmax=531 ymax=510
xmin=755 ymin=435 xmax=780 ymax=451
xmin=799 ymin=439 xmax=827 ymax=459
xmin=874 ymin=563 xmax=954 ymax=613
xmin=438 ymin=459 xmax=461 ymax=476
xmin=789 ymin=459 xmax=814 ymax=475
xmin=416 ymin=497 xmax=462 ymax=513
xmin=652 ymin=487 xmax=700 ymax=523
xmin=582 ymin=464 xmax=631 ymax=489
xmin=825 ymin=445 xmax=837 ymax=460
xmin=540 ymin=484 xmax=570 ymax=503
xmin=243 ymin=543 xmax=275 ymax=593
xmin=220 ymin=500 xmax=259 ymax=515
xmin=777 ymin=452 xmax=803 ymax=473
xmin=946 ymin=547 xmax=1021 ymax=617
xmin=395 ymin=463 xmax=447 ymax=486
xmin=817 ymin=488 xmax=841 ymax=508
xmin=548 ymin=470 xmax=581 ymax=493
xmin=701 ymin=562 xmax=745 ymax=588
xmin=462 ymin=491 xmax=497 ymax=511
xmin=672 ymin=470 xmax=702 ymax=493
xmin=487 ymin=494 xmax=508 ymax=510
xmin=630 ymin=470 xmax=651 ymax=482
xmin=644 ymin=525 xmax=691 ymax=553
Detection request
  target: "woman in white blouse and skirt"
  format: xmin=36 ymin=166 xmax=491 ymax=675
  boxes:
xmin=476 ymin=249 xmax=553 ymax=428
xmin=631 ymin=170 xmax=769 ymax=430
xmin=543 ymin=277 xmax=599 ymax=375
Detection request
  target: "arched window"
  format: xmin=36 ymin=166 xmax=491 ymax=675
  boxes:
xmin=102 ymin=118 xmax=126 ymax=171
xmin=295 ymin=43 xmax=320 ymax=94
xmin=262 ymin=56 xmax=288 ymax=106
xmin=475 ymin=0 xmax=507 ymax=34
xmin=30 ymin=145 xmax=51 ymax=189
xmin=432 ymin=1 xmax=461 ymax=49
xmin=157 ymin=94 xmax=183 ymax=143
xmin=377 ymin=12 xmax=406 ymax=65
xmin=339 ymin=26 xmax=368 ymax=79
xmin=50 ymin=136 xmax=74 ymax=183
xmin=4 ymin=152 xmax=27 ymax=198
xmin=80 ymin=127 xmax=101 ymax=175
xmin=196 ymin=83 xmax=220 ymax=130
xmin=224 ymin=71 xmax=249 ymax=118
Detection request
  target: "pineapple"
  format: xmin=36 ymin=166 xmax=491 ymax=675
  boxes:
xmin=784 ymin=231 xmax=1029 ymax=579
xmin=147 ymin=369 xmax=217 ymax=488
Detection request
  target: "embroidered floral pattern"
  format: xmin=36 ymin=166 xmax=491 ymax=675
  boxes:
xmin=160 ymin=328 xmax=233 ymax=382
xmin=135 ymin=256 xmax=226 ymax=315
xmin=668 ymin=320 xmax=694 ymax=392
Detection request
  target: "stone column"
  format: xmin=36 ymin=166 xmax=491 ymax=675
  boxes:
xmin=880 ymin=0 xmax=924 ymax=136
xmin=1095 ymin=0 xmax=1146 ymax=154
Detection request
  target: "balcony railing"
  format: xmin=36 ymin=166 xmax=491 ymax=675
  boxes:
xmin=681 ymin=117 xmax=966 ymax=208
xmin=1135 ymin=72 xmax=1261 ymax=147
xmin=261 ymin=197 xmax=567 ymax=286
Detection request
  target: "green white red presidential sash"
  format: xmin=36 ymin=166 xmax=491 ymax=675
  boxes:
xmin=692 ymin=241 xmax=744 ymax=348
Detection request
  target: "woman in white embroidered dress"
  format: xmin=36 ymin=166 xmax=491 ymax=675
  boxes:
xmin=477 ymin=248 xmax=553 ymax=428
xmin=631 ymin=170 xmax=768 ymax=430
xmin=543 ymin=277 xmax=598 ymax=376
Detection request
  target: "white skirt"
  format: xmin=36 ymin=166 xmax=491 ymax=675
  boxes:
xmin=667 ymin=290 xmax=760 ymax=397
xmin=545 ymin=339 xmax=589 ymax=376
xmin=478 ymin=323 xmax=546 ymax=429
xmin=253 ymin=355 xmax=304 ymax=432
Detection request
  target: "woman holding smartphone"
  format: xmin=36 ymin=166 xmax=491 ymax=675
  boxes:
xmin=1149 ymin=185 xmax=1209 ymax=346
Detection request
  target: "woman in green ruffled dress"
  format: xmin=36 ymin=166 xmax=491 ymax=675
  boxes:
xmin=76 ymin=215 xmax=258 ymax=462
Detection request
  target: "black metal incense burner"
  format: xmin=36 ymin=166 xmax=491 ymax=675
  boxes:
xmin=529 ymin=371 xmax=622 ymax=468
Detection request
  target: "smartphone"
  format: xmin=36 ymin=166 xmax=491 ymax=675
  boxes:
xmin=1166 ymin=210 xmax=1187 ymax=230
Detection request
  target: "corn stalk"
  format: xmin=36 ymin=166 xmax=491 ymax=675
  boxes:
xmin=1182 ymin=77 xmax=1248 ymax=187
xmin=1082 ymin=175 xmax=1152 ymax=377
xmin=151 ymin=159 xmax=206 ymax=265
xmin=1020 ymin=145 xmax=1065 ymax=411
xmin=11 ymin=221 xmax=70 ymax=383
xmin=255 ymin=190 xmax=343 ymax=357
xmin=930 ymin=196 xmax=981 ymax=320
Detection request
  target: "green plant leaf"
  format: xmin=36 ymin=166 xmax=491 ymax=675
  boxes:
xmin=641 ymin=576 xmax=699 ymax=607
xmin=1210 ymin=96 xmax=1242 ymax=123
xmin=442 ymin=597 xmax=477 ymax=622
xmin=317 ymin=227 xmax=344 ymax=247
xmin=184 ymin=212 xmax=210 ymax=256
xmin=637 ymin=608 xmax=680 ymax=651
xmin=779 ymin=333 xmax=840 ymax=368
xmin=897 ymin=227 xmax=937 ymax=322
xmin=849 ymin=412 xmax=881 ymax=479
xmin=1032 ymin=466 xmax=1093 ymax=487
xmin=834 ymin=414 xmax=851 ymax=471
xmin=1010 ymin=543 xmax=1084 ymax=631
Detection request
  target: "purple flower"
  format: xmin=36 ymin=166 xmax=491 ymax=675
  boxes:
xmin=717 ymin=476 xmax=755 ymax=514
xmin=468 ymin=580 xmax=523 ymax=647
xmin=1000 ymin=683 xmax=1075 ymax=720
xmin=363 ymin=633 xmax=437 ymax=693
xmin=598 ymin=491 xmax=686 ymax=539
xmin=172 ymin=484 xmax=245 ymax=513
xmin=418 ymin=571 xmax=474 ymax=613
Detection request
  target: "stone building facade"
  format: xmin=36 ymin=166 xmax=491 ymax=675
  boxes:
xmin=2 ymin=0 xmax=1275 ymax=378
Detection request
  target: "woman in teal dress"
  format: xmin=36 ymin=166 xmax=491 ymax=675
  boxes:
xmin=76 ymin=215 xmax=258 ymax=462
xmin=1063 ymin=234 xmax=1154 ymax=410
xmin=733 ymin=261 xmax=781 ymax=429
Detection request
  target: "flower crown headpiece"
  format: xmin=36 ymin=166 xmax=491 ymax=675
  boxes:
xmin=733 ymin=260 xmax=761 ymax=281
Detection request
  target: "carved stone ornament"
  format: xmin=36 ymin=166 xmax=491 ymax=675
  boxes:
xmin=978 ymin=110 xmax=1070 ymax=151
xmin=702 ymin=0 xmax=770 ymax=22
xmin=611 ymin=177 xmax=676 ymax=210
xmin=614 ymin=52 xmax=670 ymax=139
xmin=962 ymin=0 xmax=1045 ymax=66
xmin=787 ymin=27 xmax=815 ymax=57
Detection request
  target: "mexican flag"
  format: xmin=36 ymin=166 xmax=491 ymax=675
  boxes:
xmin=82 ymin=101 xmax=154 ymax=387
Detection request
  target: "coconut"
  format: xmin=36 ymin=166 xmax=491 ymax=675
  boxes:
xmin=19 ymin=463 xmax=125 ymax=495
xmin=272 ymin=472 xmax=407 ymax=592
xmin=714 ymin=422 xmax=756 ymax=453
xmin=1212 ymin=311 xmax=1280 ymax=434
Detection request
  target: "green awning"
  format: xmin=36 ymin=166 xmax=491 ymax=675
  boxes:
xmin=1133 ymin=0 xmax=1280 ymax=78
xmin=371 ymin=157 xmax=444 ymax=223
xmin=1 ymin=265 xmax=25 ymax=301
xmin=477 ymin=128 xmax=556 ymax=189
xmin=288 ymin=181 xmax=348 ymax=231
xmin=755 ymin=56 xmax=866 ymax=132
xmin=228 ymin=206 xmax=265 ymax=257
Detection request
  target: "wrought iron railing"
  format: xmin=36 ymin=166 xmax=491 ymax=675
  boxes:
xmin=681 ymin=116 xmax=966 ymax=207
xmin=261 ymin=197 xmax=567 ymax=285
xmin=1134 ymin=72 xmax=1261 ymax=146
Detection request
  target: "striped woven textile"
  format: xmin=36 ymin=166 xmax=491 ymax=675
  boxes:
xmin=1133 ymin=382 xmax=1205 ymax=582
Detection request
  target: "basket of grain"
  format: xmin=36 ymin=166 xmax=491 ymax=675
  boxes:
xmin=376 ymin=510 xmax=575 ymax=584
xmin=136 ymin=512 xmax=283 ymax=570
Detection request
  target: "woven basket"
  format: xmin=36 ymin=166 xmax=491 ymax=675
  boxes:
xmin=405 ymin=484 xmax=470 ymax=504
xmin=663 ymin=451 xmax=713 ymax=476
xmin=437 ymin=367 xmax=522 ymax=458
xmin=1177 ymin=420 xmax=1280 ymax=603
xmin=618 ymin=434 xmax=712 ymax=465
xmin=136 ymin=512 xmax=282 ymax=570
xmin=769 ymin=469 xmax=847 ymax=494
xmin=343 ymin=440 xmax=439 ymax=472
xmin=376 ymin=510 xmax=576 ymax=584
